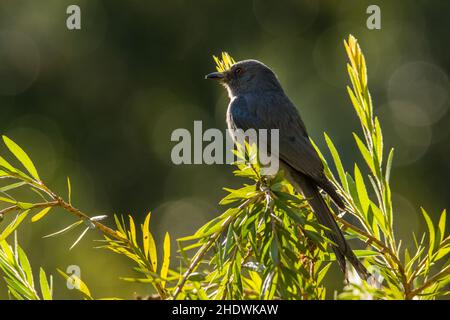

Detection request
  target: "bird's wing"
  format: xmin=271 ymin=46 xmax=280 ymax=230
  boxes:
xmin=229 ymin=94 xmax=326 ymax=184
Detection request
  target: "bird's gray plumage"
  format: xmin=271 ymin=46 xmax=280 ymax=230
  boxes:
xmin=206 ymin=59 xmax=370 ymax=280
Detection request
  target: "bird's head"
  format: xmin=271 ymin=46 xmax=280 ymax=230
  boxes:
xmin=205 ymin=54 xmax=282 ymax=97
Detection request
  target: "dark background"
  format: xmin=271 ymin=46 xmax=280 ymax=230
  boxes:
xmin=0 ymin=0 xmax=449 ymax=298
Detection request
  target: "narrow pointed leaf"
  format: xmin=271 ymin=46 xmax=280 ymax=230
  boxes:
xmin=57 ymin=269 xmax=92 ymax=300
xmin=438 ymin=210 xmax=446 ymax=244
xmin=0 ymin=182 xmax=27 ymax=193
xmin=142 ymin=212 xmax=151 ymax=259
xmin=354 ymin=165 xmax=370 ymax=215
xmin=43 ymin=220 xmax=83 ymax=238
xmin=3 ymin=136 xmax=40 ymax=181
xmin=67 ymin=177 xmax=72 ymax=205
xmin=39 ymin=268 xmax=52 ymax=300
xmin=31 ymin=207 xmax=52 ymax=223
xmin=324 ymin=133 xmax=348 ymax=191
xmin=421 ymin=208 xmax=436 ymax=257
xmin=0 ymin=210 xmax=30 ymax=241
xmin=148 ymin=232 xmax=157 ymax=272
xmin=69 ymin=227 xmax=90 ymax=250
xmin=161 ymin=232 xmax=170 ymax=289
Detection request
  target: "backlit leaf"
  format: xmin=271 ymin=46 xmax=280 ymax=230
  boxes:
xmin=31 ymin=207 xmax=52 ymax=223
xmin=3 ymin=136 xmax=40 ymax=181
xmin=161 ymin=232 xmax=171 ymax=289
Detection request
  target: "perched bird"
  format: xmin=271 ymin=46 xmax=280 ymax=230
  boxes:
xmin=206 ymin=59 xmax=370 ymax=280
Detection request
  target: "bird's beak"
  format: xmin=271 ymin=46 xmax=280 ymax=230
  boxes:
xmin=205 ymin=72 xmax=225 ymax=80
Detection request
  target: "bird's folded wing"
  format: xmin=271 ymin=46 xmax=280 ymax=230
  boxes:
xmin=229 ymin=94 xmax=326 ymax=183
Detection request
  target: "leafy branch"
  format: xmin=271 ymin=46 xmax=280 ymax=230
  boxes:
xmin=0 ymin=233 xmax=53 ymax=300
xmin=0 ymin=136 xmax=169 ymax=299
xmin=0 ymin=35 xmax=449 ymax=300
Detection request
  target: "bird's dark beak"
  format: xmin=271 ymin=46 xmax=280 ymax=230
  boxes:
xmin=205 ymin=72 xmax=225 ymax=80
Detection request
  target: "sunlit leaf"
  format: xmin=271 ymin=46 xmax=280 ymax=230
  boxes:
xmin=374 ymin=117 xmax=383 ymax=162
xmin=142 ymin=212 xmax=151 ymax=259
xmin=39 ymin=268 xmax=52 ymax=300
xmin=354 ymin=165 xmax=370 ymax=215
xmin=438 ymin=210 xmax=446 ymax=244
xmin=324 ymin=133 xmax=348 ymax=191
xmin=317 ymin=262 xmax=332 ymax=284
xmin=353 ymin=133 xmax=375 ymax=176
xmin=148 ymin=232 xmax=157 ymax=272
xmin=57 ymin=269 xmax=92 ymax=300
xmin=0 ymin=182 xmax=26 ymax=193
xmin=0 ymin=210 xmax=30 ymax=241
xmin=3 ymin=136 xmax=40 ymax=181
xmin=385 ymin=148 xmax=394 ymax=183
xmin=31 ymin=207 xmax=52 ymax=223
xmin=161 ymin=232 xmax=171 ymax=289
xmin=128 ymin=215 xmax=137 ymax=246
xmin=69 ymin=227 xmax=90 ymax=250
xmin=421 ymin=208 xmax=436 ymax=257
xmin=17 ymin=245 xmax=34 ymax=288
xmin=43 ymin=220 xmax=83 ymax=238
xmin=0 ymin=196 xmax=17 ymax=204
xmin=67 ymin=177 xmax=72 ymax=205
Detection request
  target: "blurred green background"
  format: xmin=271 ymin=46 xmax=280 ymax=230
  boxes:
xmin=0 ymin=0 xmax=449 ymax=299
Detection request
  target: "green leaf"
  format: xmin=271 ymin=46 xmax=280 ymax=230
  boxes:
xmin=270 ymin=238 xmax=279 ymax=265
xmin=67 ymin=177 xmax=72 ymax=205
xmin=438 ymin=210 xmax=446 ymax=244
xmin=385 ymin=148 xmax=394 ymax=183
xmin=69 ymin=227 xmax=90 ymax=250
xmin=261 ymin=271 xmax=277 ymax=300
xmin=369 ymin=203 xmax=387 ymax=235
xmin=43 ymin=220 xmax=83 ymax=238
xmin=142 ymin=212 xmax=151 ymax=259
xmin=160 ymin=232 xmax=170 ymax=289
xmin=148 ymin=232 xmax=157 ymax=272
xmin=31 ymin=207 xmax=52 ymax=223
xmin=374 ymin=117 xmax=383 ymax=162
xmin=0 ymin=156 xmax=16 ymax=173
xmin=3 ymin=136 xmax=40 ymax=181
xmin=0 ymin=182 xmax=27 ymax=193
xmin=220 ymin=185 xmax=257 ymax=205
xmin=353 ymin=249 xmax=380 ymax=258
xmin=354 ymin=165 xmax=370 ymax=215
xmin=128 ymin=215 xmax=137 ymax=246
xmin=180 ymin=208 xmax=239 ymax=241
xmin=0 ymin=196 xmax=17 ymax=204
xmin=57 ymin=269 xmax=92 ymax=300
xmin=434 ymin=246 xmax=450 ymax=262
xmin=353 ymin=133 xmax=375 ymax=176
xmin=17 ymin=202 xmax=35 ymax=210
xmin=421 ymin=208 xmax=436 ymax=257
xmin=0 ymin=210 xmax=30 ymax=241
xmin=310 ymin=138 xmax=334 ymax=180
xmin=114 ymin=214 xmax=126 ymax=236
xmin=317 ymin=262 xmax=332 ymax=284
xmin=39 ymin=268 xmax=52 ymax=300
xmin=324 ymin=133 xmax=348 ymax=191
xmin=0 ymin=239 xmax=14 ymax=260
xmin=17 ymin=245 xmax=34 ymax=288
xmin=347 ymin=86 xmax=367 ymax=128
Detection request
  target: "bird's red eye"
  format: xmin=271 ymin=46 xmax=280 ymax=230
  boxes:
xmin=235 ymin=67 xmax=242 ymax=75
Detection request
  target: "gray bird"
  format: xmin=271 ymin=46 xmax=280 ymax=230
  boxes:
xmin=206 ymin=59 xmax=370 ymax=280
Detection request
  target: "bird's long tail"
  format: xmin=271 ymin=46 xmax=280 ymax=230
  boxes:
xmin=292 ymin=173 xmax=370 ymax=281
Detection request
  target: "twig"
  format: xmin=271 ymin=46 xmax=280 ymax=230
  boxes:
xmin=0 ymin=201 xmax=59 ymax=216
xmin=407 ymin=264 xmax=450 ymax=299
xmin=172 ymin=197 xmax=253 ymax=299
xmin=172 ymin=235 xmax=217 ymax=299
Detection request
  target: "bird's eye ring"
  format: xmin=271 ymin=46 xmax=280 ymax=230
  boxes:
xmin=234 ymin=67 xmax=242 ymax=75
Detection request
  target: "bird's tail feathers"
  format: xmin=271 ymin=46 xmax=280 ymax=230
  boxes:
xmin=293 ymin=174 xmax=370 ymax=281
